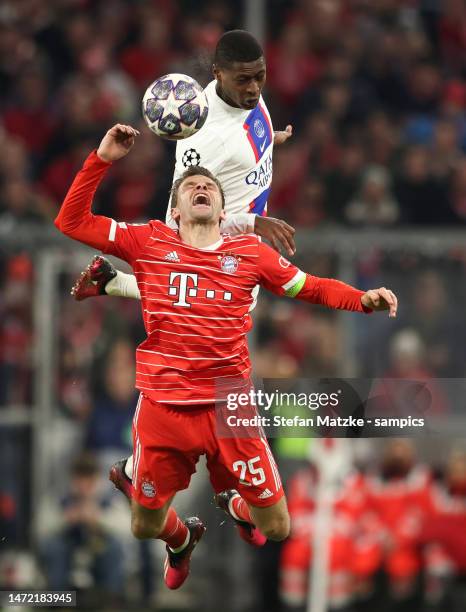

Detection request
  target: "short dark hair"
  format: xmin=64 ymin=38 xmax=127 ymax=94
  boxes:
xmin=170 ymin=166 xmax=225 ymax=209
xmin=214 ymin=30 xmax=263 ymax=68
xmin=71 ymin=453 xmax=98 ymax=477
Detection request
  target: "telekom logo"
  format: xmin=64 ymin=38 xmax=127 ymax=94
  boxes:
xmin=168 ymin=272 xmax=199 ymax=307
xmin=168 ymin=271 xmax=233 ymax=306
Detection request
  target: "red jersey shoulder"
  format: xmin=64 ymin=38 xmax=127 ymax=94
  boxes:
xmin=218 ymin=233 xmax=260 ymax=275
xmin=149 ymin=219 xmax=180 ymax=240
xmin=221 ymin=233 xmax=260 ymax=253
xmin=222 ymin=232 xmax=259 ymax=245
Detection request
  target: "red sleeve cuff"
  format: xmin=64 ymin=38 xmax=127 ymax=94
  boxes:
xmin=85 ymin=150 xmax=113 ymax=169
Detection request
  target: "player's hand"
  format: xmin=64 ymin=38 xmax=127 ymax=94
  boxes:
xmin=254 ymin=216 xmax=296 ymax=256
xmin=361 ymin=287 xmax=398 ymax=317
xmin=274 ymin=125 xmax=293 ymax=146
xmin=97 ymin=124 xmax=140 ymax=162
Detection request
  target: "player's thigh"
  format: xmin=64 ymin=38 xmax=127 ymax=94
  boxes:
xmin=208 ymin=419 xmax=285 ymax=507
xmin=131 ymin=496 xmax=174 ymax=539
xmin=249 ymin=495 xmax=290 ymax=541
xmin=132 ymin=396 xmax=201 ymax=510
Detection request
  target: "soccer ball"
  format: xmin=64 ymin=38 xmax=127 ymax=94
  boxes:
xmin=142 ymin=73 xmax=209 ymax=141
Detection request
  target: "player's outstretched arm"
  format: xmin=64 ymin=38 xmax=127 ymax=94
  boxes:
xmin=296 ymin=278 xmax=398 ymax=317
xmin=54 ymin=124 xmax=139 ymax=249
xmin=258 ymin=242 xmax=398 ymax=317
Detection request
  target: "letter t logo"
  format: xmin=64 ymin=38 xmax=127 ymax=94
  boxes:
xmin=169 ymin=272 xmax=199 ymax=307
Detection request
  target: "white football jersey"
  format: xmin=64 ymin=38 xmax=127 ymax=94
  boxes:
xmin=166 ymin=80 xmax=274 ymax=232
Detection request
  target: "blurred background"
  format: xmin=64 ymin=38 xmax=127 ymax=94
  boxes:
xmin=0 ymin=0 xmax=465 ymax=610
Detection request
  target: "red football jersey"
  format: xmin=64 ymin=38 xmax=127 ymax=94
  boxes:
xmin=103 ymin=220 xmax=305 ymax=404
xmin=55 ymin=151 xmax=369 ymax=405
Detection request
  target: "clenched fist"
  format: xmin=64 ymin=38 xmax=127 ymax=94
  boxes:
xmin=97 ymin=124 xmax=140 ymax=163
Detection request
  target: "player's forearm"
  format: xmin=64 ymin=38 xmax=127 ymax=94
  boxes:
xmin=220 ymin=213 xmax=256 ymax=235
xmin=105 ymin=271 xmax=141 ymax=299
xmin=296 ymin=275 xmax=371 ymax=313
xmin=54 ymin=151 xmax=112 ymax=250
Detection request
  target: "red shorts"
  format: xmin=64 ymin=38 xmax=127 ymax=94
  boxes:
xmin=131 ymin=394 xmax=284 ymax=510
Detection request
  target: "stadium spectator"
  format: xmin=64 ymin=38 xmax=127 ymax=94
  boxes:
xmin=345 ymin=165 xmax=400 ymax=226
xmin=119 ymin=9 xmax=177 ymax=88
xmin=394 ymin=146 xmax=451 ymax=225
xmin=400 ymin=271 xmax=463 ymax=377
xmin=364 ymin=440 xmax=433 ymax=610
xmin=423 ymin=449 xmax=466 ymax=612
xmin=450 ymin=158 xmax=466 ymax=220
xmin=0 ymin=254 xmax=34 ymax=406
xmin=266 ymin=22 xmax=322 ymax=109
xmin=38 ymin=454 xmax=127 ymax=605
xmin=85 ymin=338 xmax=137 ymax=473
xmin=324 ymin=142 xmax=366 ymax=223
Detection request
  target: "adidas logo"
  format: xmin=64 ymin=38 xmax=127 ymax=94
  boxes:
xmin=164 ymin=251 xmax=180 ymax=262
xmin=258 ymin=488 xmax=273 ymax=500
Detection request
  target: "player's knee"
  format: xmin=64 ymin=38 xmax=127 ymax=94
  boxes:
xmin=131 ymin=516 xmax=162 ymax=540
xmin=261 ymin=514 xmax=290 ymax=542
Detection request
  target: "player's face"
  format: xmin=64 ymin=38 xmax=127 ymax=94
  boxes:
xmin=214 ymin=57 xmax=266 ymax=110
xmin=172 ymin=176 xmax=225 ymax=226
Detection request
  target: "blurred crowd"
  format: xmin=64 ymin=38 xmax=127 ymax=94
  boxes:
xmin=266 ymin=0 xmax=466 ymax=227
xmin=0 ymin=0 xmax=465 ymax=228
xmin=1 ymin=0 xmax=466 ymax=610
xmin=278 ymin=439 xmax=466 ymax=612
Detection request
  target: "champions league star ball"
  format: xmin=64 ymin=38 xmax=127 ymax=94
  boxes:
xmin=142 ymin=73 xmax=209 ymax=141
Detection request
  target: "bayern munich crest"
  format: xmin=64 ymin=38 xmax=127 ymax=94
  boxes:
xmin=220 ymin=255 xmax=239 ymax=274
xmin=141 ymin=480 xmax=156 ymax=498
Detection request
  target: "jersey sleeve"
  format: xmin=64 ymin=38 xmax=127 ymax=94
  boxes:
xmin=257 ymin=242 xmax=307 ymax=296
xmin=102 ymin=219 xmax=153 ymax=265
xmin=165 ymin=128 xmax=228 ymax=224
xmin=54 ymin=150 xmax=153 ymax=265
xmin=221 ymin=213 xmax=256 ymax=236
xmin=257 ymin=242 xmax=370 ymax=313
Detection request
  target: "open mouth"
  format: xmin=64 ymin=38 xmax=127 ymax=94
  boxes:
xmin=193 ymin=193 xmax=211 ymax=207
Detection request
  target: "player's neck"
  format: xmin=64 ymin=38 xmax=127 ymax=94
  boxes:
xmin=216 ymin=83 xmax=240 ymax=109
xmin=179 ymin=223 xmax=222 ymax=249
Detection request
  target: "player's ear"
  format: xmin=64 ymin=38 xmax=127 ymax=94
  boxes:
xmin=171 ymin=207 xmax=181 ymax=224
xmin=213 ymin=64 xmax=221 ymax=82
xmin=219 ymin=209 xmax=226 ymax=223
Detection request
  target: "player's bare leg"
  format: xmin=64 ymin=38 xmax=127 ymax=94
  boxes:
xmin=216 ymin=490 xmax=289 ymax=545
xmin=131 ymin=498 xmax=206 ymax=589
xmin=249 ymin=495 xmax=290 ymax=541
xmin=216 ymin=489 xmax=267 ymax=546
